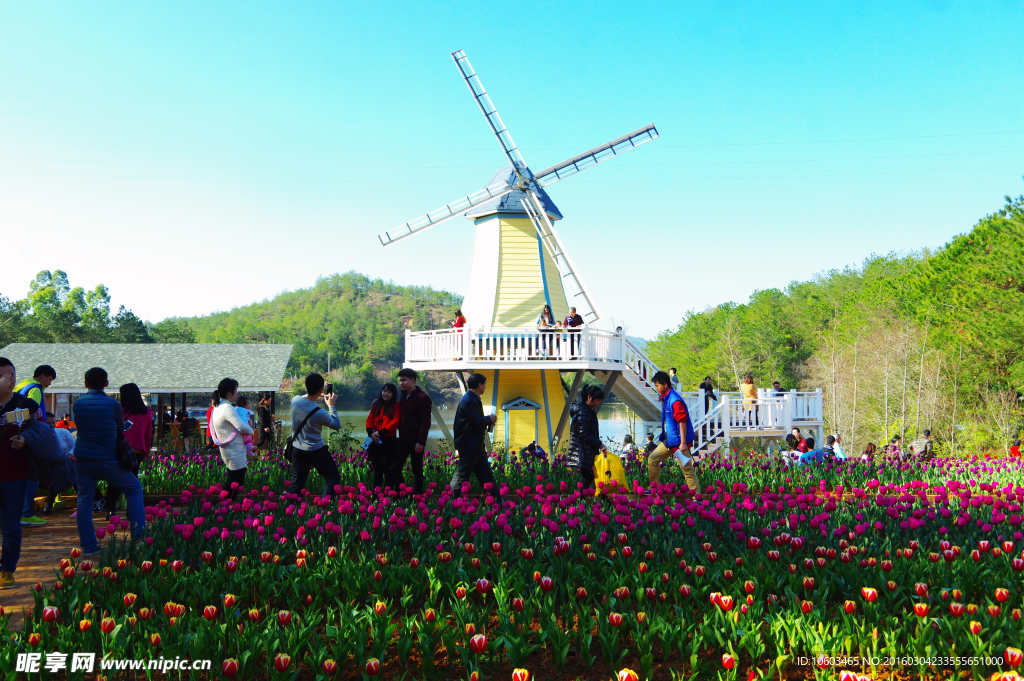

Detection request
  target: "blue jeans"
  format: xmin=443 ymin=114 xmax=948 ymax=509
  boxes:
xmin=22 ymin=480 xmax=39 ymax=517
xmin=75 ymin=458 xmax=145 ymax=552
xmin=0 ymin=480 xmax=28 ymax=572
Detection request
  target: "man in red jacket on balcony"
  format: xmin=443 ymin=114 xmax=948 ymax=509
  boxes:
xmin=397 ymin=368 xmax=432 ymax=494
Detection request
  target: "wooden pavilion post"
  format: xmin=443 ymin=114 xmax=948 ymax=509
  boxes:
xmin=157 ymin=394 xmax=165 ymax=439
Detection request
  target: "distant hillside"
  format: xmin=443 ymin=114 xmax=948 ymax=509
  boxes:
xmin=179 ymin=272 xmax=462 ymax=402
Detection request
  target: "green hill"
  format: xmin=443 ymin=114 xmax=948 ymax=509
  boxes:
xmin=647 ymin=195 xmax=1024 ymax=455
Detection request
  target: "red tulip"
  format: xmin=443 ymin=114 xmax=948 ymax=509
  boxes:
xmin=576 ymin=587 xmax=587 ymax=600
xmin=321 ymin=659 xmax=338 ymax=675
xmin=788 ymin=564 xmax=797 ymax=574
xmin=943 ymin=550 xmax=955 ymax=563
xmin=708 ymin=552 xmax=718 ymax=563
xmin=274 ymin=653 xmax=291 ymax=672
xmin=862 ymin=587 xmax=878 ymax=602
xmin=881 ymin=560 xmax=892 ymax=572
xmin=42 ymin=606 xmax=58 ymax=622
xmin=915 ymin=583 xmax=928 ymax=597
xmin=967 ymin=603 xmax=979 ymax=615
xmin=1004 ymin=541 xmax=1015 ymax=553
xmin=987 ymin=605 xmax=1001 ymax=618
xmin=80 ymin=560 xmax=93 ymax=572
xmin=723 ymin=569 xmax=734 ymax=580
xmin=203 ymin=605 xmax=218 ymax=621
xmin=1006 ymin=647 xmax=1023 ymax=668
xmin=914 ymin=603 xmax=929 ymax=617
xmin=365 ymin=658 xmax=381 ymax=677
xmin=718 ymin=595 xmax=735 ymax=612
xmin=375 ymin=553 xmax=388 ymax=567
xmin=465 ymin=623 xmax=476 ymax=636
xmin=424 ymin=608 xmax=437 ymax=623
xmin=141 ymin=560 xmax=154 ymax=573
xmin=539 ymin=577 xmax=554 ymax=593
xmin=79 ymin=619 xmax=91 ymax=632
xmin=123 ymin=592 xmax=138 ymax=607
xmin=886 ymin=581 xmax=897 ymax=592
xmin=225 ymin=560 xmax=238 ymax=573
xmin=222 ymin=659 xmax=239 ymax=677
xmin=969 ymin=621 xmax=982 ymax=635
xmin=722 ymin=653 xmax=736 ymax=670
xmin=645 ymin=587 xmax=657 ymax=601
xmin=952 ymin=589 xmax=963 ymax=601
xmin=150 ymin=633 xmax=161 ymax=646
xmin=979 ymin=540 xmax=991 ymax=553
xmin=744 ymin=580 xmax=756 ymax=594
xmin=618 ymin=670 xmax=639 ymax=681
xmin=464 ymin=542 xmax=475 ymax=555
xmin=63 ymin=567 xmax=75 ymax=579
xmin=622 ymin=546 xmax=634 ymax=558
xmin=844 ymin=600 xmax=856 ymax=614
xmin=767 ymin=550 xmax=780 ymax=561
xmin=695 ymin=565 xmax=706 ymax=578
xmin=948 ymin=601 xmax=965 ymax=618
xmin=679 ymin=584 xmax=692 ymax=598
xmin=971 ymin=550 xmax=982 ymax=562
xmin=469 ymin=634 xmax=487 ymax=654
xmin=70 ymin=548 xmax=82 ymax=558
xmin=512 ymin=669 xmax=531 ymax=681
xmin=374 ymin=601 xmax=387 ymax=616
xmin=409 ymin=557 xmax=420 ymax=568
xmin=608 ymin=612 xmax=624 ymax=627
xmin=469 ymin=557 xmax=481 ymax=569
xmin=520 ymin=548 xmax=534 ymax=560
xmin=995 ymin=588 xmax=1010 ymax=603
xmin=673 ymin=547 xmax=683 ymax=558
xmin=28 ymin=633 xmax=41 ymax=646
xmin=511 ymin=598 xmax=524 ymax=613
xmin=248 ymin=609 xmax=260 ymax=622
xmin=224 ymin=593 xmax=237 ymax=608
xmin=747 ymin=536 xmax=762 ymax=551
xmin=803 ymin=577 xmax=815 ymax=591
xmin=373 ymin=570 xmax=382 ymax=582
xmin=171 ymin=560 xmax=184 ymax=573
xmin=801 ymin=600 xmax=813 ymax=614
xmin=1012 ymin=558 xmax=1024 ymax=573
xmin=1013 ymin=609 xmax=1022 ymax=621
xmin=661 ymin=572 xmax=670 ymax=584
xmin=638 ymin=562 xmax=648 ymax=574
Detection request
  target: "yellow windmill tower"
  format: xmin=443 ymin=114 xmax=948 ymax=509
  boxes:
xmin=380 ymin=50 xmax=664 ymax=453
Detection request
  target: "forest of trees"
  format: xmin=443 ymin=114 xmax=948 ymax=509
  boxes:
xmin=647 ymin=195 xmax=1024 ymax=456
xmin=0 ymin=271 xmax=462 ymax=403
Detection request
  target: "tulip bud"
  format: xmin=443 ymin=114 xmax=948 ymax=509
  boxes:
xmin=844 ymin=600 xmax=856 ymax=614
xmin=321 ymin=659 xmax=338 ymax=675
xmin=512 ymin=669 xmax=531 ymax=681
xmin=608 ymin=612 xmax=624 ymax=627
xmin=42 ymin=607 xmax=58 ymax=623
xmin=150 ymin=633 xmax=161 ymax=646
xmin=995 ymin=588 xmax=1010 ymax=603
xmin=511 ymin=598 xmax=524 ymax=613
xmin=469 ymin=634 xmax=487 ymax=654
xmin=273 ymin=653 xmax=291 ymax=672
xmin=801 ymin=600 xmax=813 ymax=614
xmin=913 ymin=603 xmax=929 ymax=617
xmin=79 ymin=619 xmax=91 ymax=632
xmin=204 ymin=605 xmax=218 ymax=621
xmin=969 ymin=621 xmax=981 ymax=635
xmin=722 ymin=654 xmax=736 ymax=670
xmin=539 ymin=577 xmax=554 ymax=592
xmin=222 ymin=659 xmax=239 ymax=677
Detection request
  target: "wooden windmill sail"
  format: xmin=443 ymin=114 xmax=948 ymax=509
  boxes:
xmin=381 ymin=50 xmax=661 ymax=451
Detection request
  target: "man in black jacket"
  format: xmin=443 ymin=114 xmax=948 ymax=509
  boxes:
xmin=450 ymin=373 xmax=498 ymax=499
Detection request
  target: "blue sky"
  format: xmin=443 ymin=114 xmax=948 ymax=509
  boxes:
xmin=1 ymin=1 xmax=1022 ymax=339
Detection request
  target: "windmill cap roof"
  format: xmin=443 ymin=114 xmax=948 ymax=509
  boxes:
xmin=464 ymin=163 xmax=562 ymax=220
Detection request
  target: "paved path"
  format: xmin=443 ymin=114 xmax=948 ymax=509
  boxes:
xmin=0 ymin=500 xmax=115 ymax=630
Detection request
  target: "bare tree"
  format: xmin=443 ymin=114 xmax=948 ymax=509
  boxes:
xmin=980 ymin=385 xmax=1023 ymax=455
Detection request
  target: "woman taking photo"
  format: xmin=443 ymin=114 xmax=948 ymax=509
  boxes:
xmin=210 ymin=378 xmax=253 ymax=501
xmin=256 ymin=395 xmax=275 ymax=451
xmin=105 ymin=383 xmax=153 ymax=515
xmin=566 ymin=385 xmax=607 ymax=492
xmin=365 ymin=383 xmax=401 ymax=490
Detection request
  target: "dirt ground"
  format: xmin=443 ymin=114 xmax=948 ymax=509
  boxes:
xmin=0 ymin=496 xmax=116 ymax=630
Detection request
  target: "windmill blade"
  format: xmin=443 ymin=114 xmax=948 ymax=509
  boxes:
xmin=378 ymin=183 xmax=515 ymax=247
xmin=533 ymin=124 xmax=659 ymax=187
xmin=451 ymin=50 xmax=529 ymax=179
xmin=522 ymin=190 xmax=603 ymax=324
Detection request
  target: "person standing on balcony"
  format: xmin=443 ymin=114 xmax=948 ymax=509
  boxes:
xmin=449 ymin=308 xmax=466 ymax=329
xmin=698 ymin=376 xmax=717 ymax=412
xmin=740 ymin=374 xmax=758 ymax=427
xmin=648 ymin=371 xmax=699 ymax=495
xmin=536 ymin=305 xmax=555 ymax=356
xmin=669 ymin=368 xmax=680 ymax=391
xmin=450 ymin=373 xmax=499 ymax=499
xmin=397 ymin=368 xmax=432 ymax=494
xmin=772 ymin=381 xmax=786 ymax=397
xmin=564 ymin=307 xmax=584 ymax=357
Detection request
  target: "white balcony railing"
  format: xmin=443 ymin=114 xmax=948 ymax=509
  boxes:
xmin=406 ymin=326 xmax=635 ymax=364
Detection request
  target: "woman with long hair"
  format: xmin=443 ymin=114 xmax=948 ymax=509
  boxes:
xmin=256 ymin=395 xmax=274 ymax=450
xmin=105 ymin=383 xmax=154 ymax=515
xmin=861 ymin=442 xmax=877 ymax=464
xmin=740 ymin=373 xmax=758 ymax=427
xmin=210 ymin=378 xmax=254 ymax=501
xmin=365 ymin=383 xmax=401 ymax=489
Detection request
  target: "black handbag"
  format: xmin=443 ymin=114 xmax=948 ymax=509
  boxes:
xmin=117 ymin=429 xmax=139 ymax=474
xmin=284 ymin=406 xmax=319 ymax=463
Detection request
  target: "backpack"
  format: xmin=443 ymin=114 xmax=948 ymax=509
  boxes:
xmin=284 ymin=406 xmax=320 ymax=463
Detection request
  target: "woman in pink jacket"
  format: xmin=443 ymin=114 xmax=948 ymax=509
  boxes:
xmin=105 ymin=383 xmax=153 ymax=515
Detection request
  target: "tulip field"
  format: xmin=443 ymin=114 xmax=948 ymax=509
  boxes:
xmin=3 ymin=445 xmax=1024 ymax=681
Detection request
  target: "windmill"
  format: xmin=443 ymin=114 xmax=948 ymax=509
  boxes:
xmin=383 ymin=50 xmax=662 ymax=452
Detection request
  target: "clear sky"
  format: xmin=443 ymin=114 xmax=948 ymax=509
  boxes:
xmin=1 ymin=1 xmax=1022 ymax=340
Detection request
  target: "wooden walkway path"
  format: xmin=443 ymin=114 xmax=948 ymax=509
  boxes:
xmin=0 ymin=504 xmax=114 ymax=630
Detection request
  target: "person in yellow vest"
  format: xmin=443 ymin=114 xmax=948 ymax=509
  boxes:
xmin=14 ymin=365 xmax=54 ymax=527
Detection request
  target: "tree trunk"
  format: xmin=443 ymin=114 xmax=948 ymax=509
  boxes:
xmin=851 ymin=338 xmax=859 ymax=448
xmin=950 ymin=344 xmax=963 ymax=455
xmin=900 ymin=325 xmax=910 ymax=438
xmin=914 ymin=319 xmax=929 ymax=438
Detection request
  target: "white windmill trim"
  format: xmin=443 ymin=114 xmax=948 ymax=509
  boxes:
xmin=461 ymin=219 xmax=500 ymax=327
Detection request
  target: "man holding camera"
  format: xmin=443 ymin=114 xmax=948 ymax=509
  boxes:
xmin=289 ymin=373 xmax=342 ymax=498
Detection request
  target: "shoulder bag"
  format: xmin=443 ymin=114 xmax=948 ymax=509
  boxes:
xmin=285 ymin=406 xmax=320 ymax=463
xmin=117 ymin=423 xmax=140 ymax=474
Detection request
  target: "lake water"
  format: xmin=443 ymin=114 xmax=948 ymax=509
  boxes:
xmin=277 ymin=404 xmax=643 ymax=451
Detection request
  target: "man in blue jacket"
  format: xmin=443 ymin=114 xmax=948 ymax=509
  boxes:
xmin=450 ymin=373 xmax=498 ymax=499
xmin=73 ymin=367 xmax=145 ymax=554
xmin=648 ymin=371 xmax=700 ymax=495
